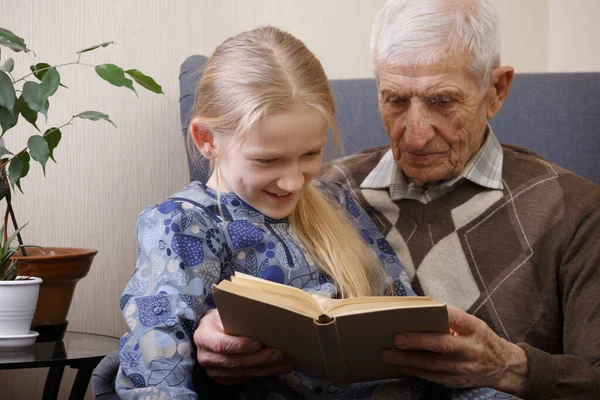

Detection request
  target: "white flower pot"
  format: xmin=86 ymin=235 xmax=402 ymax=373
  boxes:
xmin=0 ymin=276 xmax=43 ymax=336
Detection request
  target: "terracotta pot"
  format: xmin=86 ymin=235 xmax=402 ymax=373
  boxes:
xmin=15 ymin=247 xmax=97 ymax=333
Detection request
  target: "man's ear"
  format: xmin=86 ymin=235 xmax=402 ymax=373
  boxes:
xmin=189 ymin=117 xmax=217 ymax=158
xmin=487 ymin=66 xmax=514 ymax=119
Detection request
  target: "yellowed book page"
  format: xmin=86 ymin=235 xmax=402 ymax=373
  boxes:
xmin=326 ymin=296 xmax=441 ymax=317
xmin=214 ymin=285 xmax=330 ymax=380
xmin=217 ymin=279 xmax=320 ymax=317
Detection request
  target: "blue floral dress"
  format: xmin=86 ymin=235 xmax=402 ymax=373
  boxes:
xmin=115 ymin=181 xmax=518 ymax=400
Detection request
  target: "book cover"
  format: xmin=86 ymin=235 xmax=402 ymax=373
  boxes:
xmin=213 ymin=273 xmax=449 ymax=387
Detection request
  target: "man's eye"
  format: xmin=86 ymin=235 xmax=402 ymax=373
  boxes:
xmin=430 ymin=96 xmax=452 ymax=106
xmin=389 ymin=97 xmax=408 ymax=106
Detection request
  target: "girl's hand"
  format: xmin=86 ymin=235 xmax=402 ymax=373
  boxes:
xmin=194 ymin=309 xmax=293 ymax=385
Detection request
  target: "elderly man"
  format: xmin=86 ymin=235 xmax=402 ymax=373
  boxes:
xmin=318 ymin=0 xmax=600 ymax=398
xmin=193 ymin=0 xmax=600 ymax=398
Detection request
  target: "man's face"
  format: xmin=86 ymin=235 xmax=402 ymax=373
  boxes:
xmin=377 ymin=55 xmax=494 ymax=187
xmin=214 ymin=103 xmax=328 ymax=220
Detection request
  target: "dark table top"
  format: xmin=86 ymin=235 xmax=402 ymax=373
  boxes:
xmin=0 ymin=331 xmax=120 ymax=370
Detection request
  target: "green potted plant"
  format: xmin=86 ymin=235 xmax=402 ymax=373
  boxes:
xmin=0 ymin=27 xmax=163 ymax=342
xmin=0 ymin=224 xmax=42 ymax=349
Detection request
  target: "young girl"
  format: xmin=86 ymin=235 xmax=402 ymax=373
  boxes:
xmin=115 ymin=27 xmax=514 ymax=400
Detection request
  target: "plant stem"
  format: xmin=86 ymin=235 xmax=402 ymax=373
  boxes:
xmin=6 ymin=196 xmax=26 ymax=256
xmin=6 ymin=118 xmax=74 ymax=163
xmin=0 ymin=164 xmax=26 ymax=255
xmin=13 ymin=61 xmax=95 ymax=84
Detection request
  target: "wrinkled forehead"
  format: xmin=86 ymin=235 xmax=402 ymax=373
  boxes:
xmin=375 ymin=53 xmax=484 ymax=94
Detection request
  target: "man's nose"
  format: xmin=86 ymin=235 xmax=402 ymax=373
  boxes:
xmin=404 ymin=102 xmax=435 ymax=150
xmin=277 ymin=165 xmax=305 ymax=193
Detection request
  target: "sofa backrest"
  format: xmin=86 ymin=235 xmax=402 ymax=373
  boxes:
xmin=180 ymin=55 xmax=600 ymax=184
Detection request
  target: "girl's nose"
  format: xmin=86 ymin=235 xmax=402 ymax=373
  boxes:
xmin=277 ymin=169 xmax=304 ymax=193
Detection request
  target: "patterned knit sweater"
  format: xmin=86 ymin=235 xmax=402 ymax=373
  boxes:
xmin=320 ymin=144 xmax=600 ymax=400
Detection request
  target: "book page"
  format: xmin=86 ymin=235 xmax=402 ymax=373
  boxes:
xmin=224 ymin=273 xmax=323 ymax=316
xmin=214 ymin=283 xmax=331 ymax=380
xmin=326 ymin=295 xmax=442 ymax=317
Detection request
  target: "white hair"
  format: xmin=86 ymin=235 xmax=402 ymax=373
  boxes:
xmin=370 ymin=0 xmax=501 ymax=85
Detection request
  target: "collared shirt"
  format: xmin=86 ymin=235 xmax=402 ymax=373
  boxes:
xmin=360 ymin=125 xmax=504 ymax=204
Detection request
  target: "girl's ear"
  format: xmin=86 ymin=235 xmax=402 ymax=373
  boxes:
xmin=189 ymin=118 xmax=217 ymax=159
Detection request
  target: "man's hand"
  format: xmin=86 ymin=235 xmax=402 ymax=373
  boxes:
xmin=194 ymin=309 xmax=293 ymax=385
xmin=381 ymin=306 xmax=529 ymax=395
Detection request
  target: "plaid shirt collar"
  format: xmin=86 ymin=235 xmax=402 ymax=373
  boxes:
xmin=360 ymin=125 xmax=504 ymax=203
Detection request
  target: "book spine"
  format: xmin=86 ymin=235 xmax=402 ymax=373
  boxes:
xmin=314 ymin=315 xmax=350 ymax=388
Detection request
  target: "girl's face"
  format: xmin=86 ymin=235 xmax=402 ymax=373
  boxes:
xmin=210 ymin=102 xmax=329 ymax=220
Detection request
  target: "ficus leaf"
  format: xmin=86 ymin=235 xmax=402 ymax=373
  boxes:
xmin=30 ymin=63 xmax=68 ymax=89
xmin=76 ymin=41 xmax=113 ymax=54
xmin=75 ymin=111 xmax=116 ymax=127
xmin=125 ymin=69 xmax=163 ymax=94
xmin=22 ymin=81 xmax=42 ymax=110
xmin=95 ymin=64 xmax=136 ymax=95
xmin=0 ymin=70 xmax=16 ymax=116
xmin=0 ymin=99 xmax=19 ymax=134
xmin=0 ymin=138 xmax=12 ymax=158
xmin=27 ymin=135 xmax=50 ymax=175
xmin=13 ymin=151 xmax=30 ymax=193
xmin=38 ymin=67 xmax=60 ymax=103
xmin=0 ymin=58 xmax=14 ymax=73
xmin=29 ymin=63 xmax=68 ymax=89
xmin=40 ymin=98 xmax=49 ymax=119
xmin=43 ymin=127 xmax=61 ymax=162
xmin=30 ymin=63 xmax=51 ymax=81
xmin=0 ymin=28 xmax=31 ymax=53
xmin=18 ymin=96 xmax=38 ymax=131
xmin=22 ymin=81 xmax=49 ymax=118
xmin=17 ymin=151 xmax=30 ymax=178
xmin=8 ymin=154 xmax=22 ymax=188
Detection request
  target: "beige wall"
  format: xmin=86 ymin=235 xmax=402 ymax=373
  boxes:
xmin=493 ymin=0 xmax=549 ymax=71
xmin=548 ymin=0 xmax=600 ymax=71
xmin=0 ymin=0 xmax=597 ymax=398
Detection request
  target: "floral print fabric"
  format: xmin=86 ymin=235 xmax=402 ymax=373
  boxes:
xmin=115 ymin=181 xmax=414 ymax=399
xmin=115 ymin=181 xmax=518 ymax=400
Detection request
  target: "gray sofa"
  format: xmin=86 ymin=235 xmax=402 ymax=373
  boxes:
xmin=180 ymin=55 xmax=600 ymax=185
xmin=92 ymin=56 xmax=600 ymax=399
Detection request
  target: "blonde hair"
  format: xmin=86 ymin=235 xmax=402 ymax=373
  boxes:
xmin=188 ymin=26 xmax=387 ymax=298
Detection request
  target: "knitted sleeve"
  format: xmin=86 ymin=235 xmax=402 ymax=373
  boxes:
xmin=518 ymin=188 xmax=600 ymax=399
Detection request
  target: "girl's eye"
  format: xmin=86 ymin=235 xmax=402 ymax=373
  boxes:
xmin=304 ymin=150 xmax=322 ymax=157
xmin=255 ymin=158 xmax=278 ymax=164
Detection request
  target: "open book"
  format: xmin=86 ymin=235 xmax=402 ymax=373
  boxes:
xmin=213 ymin=273 xmax=449 ymax=388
